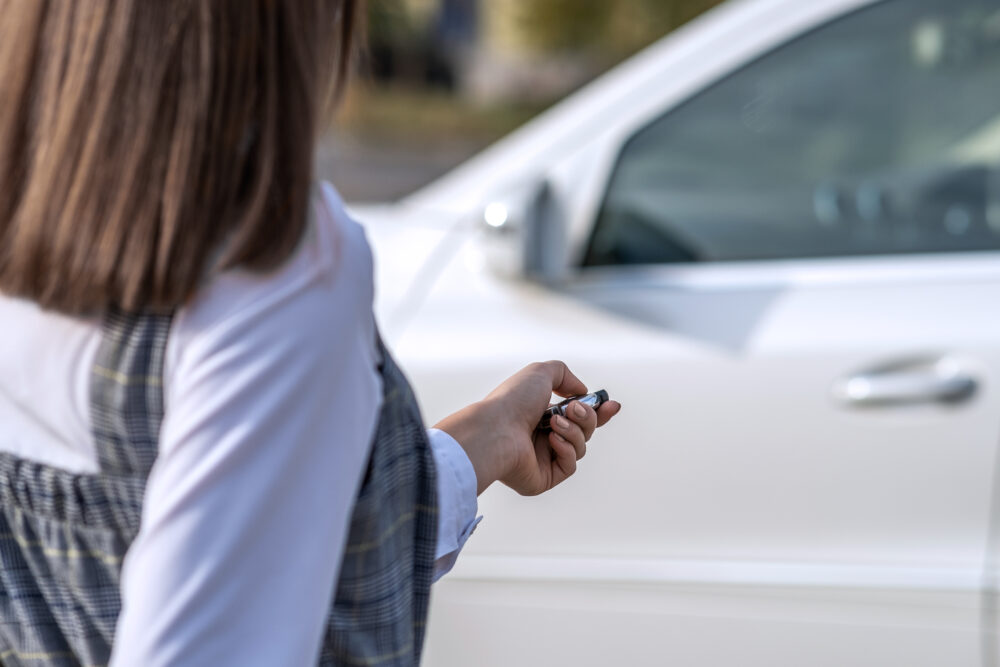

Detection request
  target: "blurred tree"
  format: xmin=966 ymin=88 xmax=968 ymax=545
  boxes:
xmin=513 ymin=0 xmax=613 ymax=52
xmin=365 ymin=0 xmax=456 ymax=88
xmin=365 ymin=0 xmax=414 ymax=81
xmin=367 ymin=0 xmax=418 ymax=44
xmin=517 ymin=0 xmax=726 ymax=57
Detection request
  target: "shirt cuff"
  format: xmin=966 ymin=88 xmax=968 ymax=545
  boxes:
xmin=427 ymin=428 xmax=482 ymax=581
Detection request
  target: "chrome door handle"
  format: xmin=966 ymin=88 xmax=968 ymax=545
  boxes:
xmin=834 ymin=359 xmax=979 ymax=408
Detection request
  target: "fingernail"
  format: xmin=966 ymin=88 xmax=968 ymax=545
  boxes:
xmin=553 ymin=415 xmax=569 ymax=431
xmin=572 ymin=402 xmax=586 ymax=419
xmin=612 ymin=402 xmax=622 ymax=414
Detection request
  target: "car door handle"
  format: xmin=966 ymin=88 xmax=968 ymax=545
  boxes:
xmin=834 ymin=359 xmax=979 ymax=408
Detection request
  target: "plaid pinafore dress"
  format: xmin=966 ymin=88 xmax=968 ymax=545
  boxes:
xmin=0 ymin=309 xmax=438 ymax=666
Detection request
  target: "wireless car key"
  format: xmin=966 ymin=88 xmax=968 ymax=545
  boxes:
xmin=537 ymin=390 xmax=610 ymax=431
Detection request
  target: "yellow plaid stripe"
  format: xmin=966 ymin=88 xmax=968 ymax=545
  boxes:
xmin=0 ymin=648 xmax=105 ymax=666
xmin=92 ymin=365 xmax=162 ymax=386
xmin=0 ymin=532 xmax=122 ymax=566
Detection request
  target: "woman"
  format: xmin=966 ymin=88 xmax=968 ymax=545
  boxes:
xmin=0 ymin=1 xmax=619 ymax=665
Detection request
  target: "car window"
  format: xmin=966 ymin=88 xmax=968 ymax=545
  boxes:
xmin=585 ymin=0 xmax=1000 ymax=266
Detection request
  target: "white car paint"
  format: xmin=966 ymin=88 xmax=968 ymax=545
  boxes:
xmin=351 ymin=0 xmax=1000 ymax=664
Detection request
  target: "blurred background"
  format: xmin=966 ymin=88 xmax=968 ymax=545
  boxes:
xmin=317 ymin=0 xmax=724 ymax=201
xmin=325 ymin=1 xmax=1000 ymax=665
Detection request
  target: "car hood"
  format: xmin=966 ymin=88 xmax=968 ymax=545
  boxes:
xmin=348 ymin=202 xmax=474 ymax=342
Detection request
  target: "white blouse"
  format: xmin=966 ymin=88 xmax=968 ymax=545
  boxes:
xmin=0 ymin=183 xmax=479 ymax=666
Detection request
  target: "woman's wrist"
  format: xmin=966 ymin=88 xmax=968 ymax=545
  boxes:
xmin=433 ymin=400 xmax=510 ymax=495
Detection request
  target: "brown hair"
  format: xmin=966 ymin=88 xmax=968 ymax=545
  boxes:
xmin=0 ymin=0 xmax=361 ymax=314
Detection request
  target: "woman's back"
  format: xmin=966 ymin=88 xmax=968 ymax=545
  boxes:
xmin=0 ymin=186 xmax=439 ymax=666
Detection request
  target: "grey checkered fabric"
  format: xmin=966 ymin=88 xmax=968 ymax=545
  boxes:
xmin=0 ymin=308 xmax=438 ymax=666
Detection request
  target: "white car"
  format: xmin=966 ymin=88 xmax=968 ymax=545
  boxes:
xmin=354 ymin=0 xmax=1000 ymax=664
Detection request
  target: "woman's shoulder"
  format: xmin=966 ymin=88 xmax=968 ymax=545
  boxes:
xmin=167 ymin=182 xmax=378 ymax=382
xmin=179 ymin=182 xmax=372 ymax=328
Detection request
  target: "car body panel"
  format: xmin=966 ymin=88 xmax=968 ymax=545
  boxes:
xmin=368 ymin=224 xmax=1000 ymax=665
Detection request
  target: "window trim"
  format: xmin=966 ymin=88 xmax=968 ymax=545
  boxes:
xmin=572 ymin=249 xmax=1000 ymax=293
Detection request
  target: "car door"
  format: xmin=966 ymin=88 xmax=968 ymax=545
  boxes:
xmin=407 ymin=0 xmax=1000 ymax=665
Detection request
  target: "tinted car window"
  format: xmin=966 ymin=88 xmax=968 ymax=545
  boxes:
xmin=586 ymin=0 xmax=1000 ymax=266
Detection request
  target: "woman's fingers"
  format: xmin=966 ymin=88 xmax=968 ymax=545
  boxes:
xmin=548 ymin=429 xmax=579 ymax=479
xmin=595 ymin=400 xmax=621 ymax=428
xmin=536 ymin=390 xmax=620 ymax=494
xmin=535 ymin=360 xmax=588 ymax=398
xmin=565 ymin=400 xmax=598 ymax=441
xmin=550 ymin=414 xmax=587 ymax=460
xmin=550 ymin=398 xmax=618 ymax=460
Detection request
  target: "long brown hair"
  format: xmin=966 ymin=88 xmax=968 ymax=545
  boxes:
xmin=0 ymin=0 xmax=361 ymax=314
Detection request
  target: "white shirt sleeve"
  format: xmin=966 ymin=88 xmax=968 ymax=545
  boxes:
xmin=427 ymin=428 xmax=482 ymax=580
xmin=111 ymin=198 xmax=382 ymax=666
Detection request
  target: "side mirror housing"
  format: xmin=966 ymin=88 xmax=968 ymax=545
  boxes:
xmin=479 ymin=179 xmax=567 ymax=283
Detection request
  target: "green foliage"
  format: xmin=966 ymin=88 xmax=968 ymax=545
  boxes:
xmin=516 ymin=0 xmax=612 ymax=52
xmin=367 ymin=0 xmax=419 ymax=46
xmin=518 ymin=0 xmax=727 ymax=57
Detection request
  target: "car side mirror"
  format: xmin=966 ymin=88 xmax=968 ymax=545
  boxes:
xmin=478 ymin=179 xmax=566 ymax=283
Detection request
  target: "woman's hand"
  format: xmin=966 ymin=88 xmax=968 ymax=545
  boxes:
xmin=433 ymin=361 xmax=621 ymax=496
